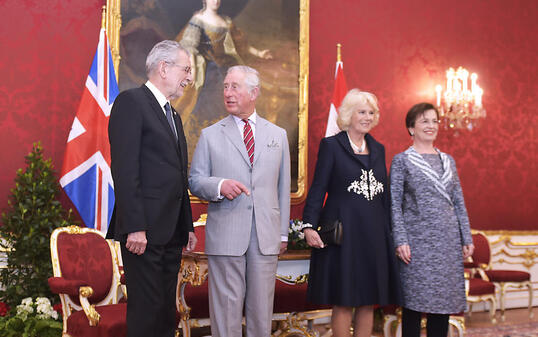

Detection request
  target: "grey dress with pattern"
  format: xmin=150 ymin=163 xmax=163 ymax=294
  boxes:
xmin=390 ymin=147 xmax=473 ymax=314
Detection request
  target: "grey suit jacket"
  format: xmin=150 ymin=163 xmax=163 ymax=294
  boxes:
xmin=189 ymin=114 xmax=291 ymax=256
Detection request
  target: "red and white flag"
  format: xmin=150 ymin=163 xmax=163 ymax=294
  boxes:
xmin=325 ymin=59 xmax=348 ymax=137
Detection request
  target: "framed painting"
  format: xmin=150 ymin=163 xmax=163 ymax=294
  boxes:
xmin=106 ymin=0 xmax=309 ymax=204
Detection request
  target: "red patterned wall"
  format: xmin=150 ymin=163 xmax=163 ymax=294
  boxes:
xmin=0 ymin=0 xmax=536 ymax=230
xmin=0 ymin=0 xmax=103 ymax=214
xmin=306 ymin=0 xmax=538 ymax=230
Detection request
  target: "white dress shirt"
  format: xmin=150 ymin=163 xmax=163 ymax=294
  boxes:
xmin=145 ymin=81 xmax=177 ymax=135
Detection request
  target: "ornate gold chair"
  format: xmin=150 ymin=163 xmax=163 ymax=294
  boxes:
xmin=465 ymin=268 xmax=497 ymax=323
xmin=469 ymin=231 xmax=532 ymax=321
xmin=48 ymin=226 xmax=126 ymax=337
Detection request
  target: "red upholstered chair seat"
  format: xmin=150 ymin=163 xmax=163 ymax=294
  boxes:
xmin=468 ymin=278 xmax=495 ymax=296
xmin=470 ymin=231 xmax=533 ymax=321
xmin=67 ymin=303 xmax=127 ymax=337
xmin=463 ymin=261 xmax=477 ymax=269
xmin=184 ymin=281 xmax=210 ymax=318
xmin=381 ymin=304 xmax=399 ymax=315
xmin=182 ymin=279 xmax=331 ymax=320
xmin=485 ymin=270 xmax=530 ymax=282
xmin=273 ymin=282 xmax=331 ymax=313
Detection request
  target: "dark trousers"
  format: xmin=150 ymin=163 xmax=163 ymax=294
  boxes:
xmin=121 ymin=234 xmax=182 ymax=337
xmin=402 ymin=307 xmax=449 ymax=337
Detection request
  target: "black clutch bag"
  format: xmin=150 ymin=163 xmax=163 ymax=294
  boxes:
xmin=316 ymin=219 xmax=343 ymax=246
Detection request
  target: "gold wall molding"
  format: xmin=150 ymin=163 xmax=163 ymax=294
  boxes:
xmin=104 ymin=0 xmax=121 ymax=80
xmin=482 ymin=231 xmax=538 ymax=270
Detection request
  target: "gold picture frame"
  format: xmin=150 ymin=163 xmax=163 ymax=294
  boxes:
xmin=105 ymin=0 xmax=308 ymax=205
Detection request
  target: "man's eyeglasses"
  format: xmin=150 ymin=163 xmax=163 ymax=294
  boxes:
xmin=165 ymin=62 xmax=192 ymax=75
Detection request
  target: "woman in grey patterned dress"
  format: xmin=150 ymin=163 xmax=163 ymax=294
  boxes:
xmin=390 ymin=103 xmax=474 ymax=337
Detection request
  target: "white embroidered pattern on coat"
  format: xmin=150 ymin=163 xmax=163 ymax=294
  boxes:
xmin=347 ymin=169 xmax=384 ymax=201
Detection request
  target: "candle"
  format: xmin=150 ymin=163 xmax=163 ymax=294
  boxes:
xmin=447 ymin=68 xmax=454 ymax=91
xmin=435 ymin=85 xmax=442 ymax=107
xmin=475 ymin=87 xmax=483 ymax=107
xmin=461 ymin=69 xmax=469 ymax=92
xmin=454 ymin=79 xmax=461 ymax=93
xmin=471 ymin=73 xmax=477 ymax=93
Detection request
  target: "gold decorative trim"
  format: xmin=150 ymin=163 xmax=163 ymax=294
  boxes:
xmin=482 ymin=230 xmax=538 ymax=236
xmin=106 ymin=0 xmax=309 ymax=205
xmin=276 ymin=274 xmax=308 ymax=285
xmin=471 ymin=229 xmax=538 ymax=269
xmin=79 ymin=287 xmax=101 ymax=326
xmin=79 ymin=286 xmax=94 ymax=298
xmin=293 ymin=0 xmax=309 ymax=205
xmin=104 ymin=0 xmax=121 ymax=80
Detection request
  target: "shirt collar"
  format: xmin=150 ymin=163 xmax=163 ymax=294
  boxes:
xmin=232 ymin=110 xmax=257 ymax=126
xmin=145 ymin=80 xmax=169 ymax=110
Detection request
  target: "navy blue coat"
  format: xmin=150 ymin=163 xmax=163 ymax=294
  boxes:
xmin=303 ymin=131 xmax=402 ymax=306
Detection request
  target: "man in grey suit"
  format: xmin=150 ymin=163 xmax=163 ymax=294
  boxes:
xmin=189 ymin=65 xmax=291 ymax=337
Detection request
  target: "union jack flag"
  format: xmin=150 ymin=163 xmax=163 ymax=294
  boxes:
xmin=60 ymin=29 xmax=119 ymax=234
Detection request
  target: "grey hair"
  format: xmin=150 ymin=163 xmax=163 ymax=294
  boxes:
xmin=227 ymin=65 xmax=260 ymax=94
xmin=145 ymin=40 xmax=190 ymax=76
xmin=336 ymin=88 xmax=380 ymax=131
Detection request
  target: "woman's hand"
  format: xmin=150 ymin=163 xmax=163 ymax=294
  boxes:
xmin=249 ymin=46 xmax=273 ymax=60
xmin=396 ymin=245 xmax=411 ymax=264
xmin=463 ymin=244 xmax=475 ymax=259
xmin=304 ymin=228 xmax=325 ymax=249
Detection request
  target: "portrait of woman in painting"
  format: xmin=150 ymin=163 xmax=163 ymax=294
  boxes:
xmin=174 ymin=0 xmax=273 ymax=127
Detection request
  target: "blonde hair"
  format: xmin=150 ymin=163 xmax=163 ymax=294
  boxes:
xmin=336 ymin=88 xmax=380 ymax=131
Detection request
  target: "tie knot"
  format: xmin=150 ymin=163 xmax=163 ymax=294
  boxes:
xmin=164 ymin=102 xmax=171 ymax=112
xmin=242 ymin=119 xmax=249 ymax=125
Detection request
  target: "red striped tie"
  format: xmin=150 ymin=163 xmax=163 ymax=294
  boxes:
xmin=243 ymin=119 xmax=254 ymax=165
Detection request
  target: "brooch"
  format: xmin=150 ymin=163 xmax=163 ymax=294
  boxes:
xmin=347 ymin=169 xmax=384 ymax=200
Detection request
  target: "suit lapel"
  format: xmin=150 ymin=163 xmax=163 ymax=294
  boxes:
xmin=252 ymin=117 xmax=270 ymax=166
xmin=142 ymin=85 xmax=181 ymax=157
xmin=335 ymin=132 xmax=365 ymax=167
xmin=172 ymin=110 xmax=187 ymax=166
xmin=221 ymin=115 xmax=251 ymax=166
xmin=366 ymin=134 xmax=381 ymax=165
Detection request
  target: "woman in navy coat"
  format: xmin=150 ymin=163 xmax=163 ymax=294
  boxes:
xmin=302 ymin=89 xmax=402 ymax=337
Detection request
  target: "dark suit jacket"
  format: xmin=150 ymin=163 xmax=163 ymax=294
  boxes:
xmin=302 ymin=131 xmax=391 ymax=230
xmin=107 ymin=85 xmax=193 ymax=246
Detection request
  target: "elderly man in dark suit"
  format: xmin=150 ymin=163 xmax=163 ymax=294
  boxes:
xmin=107 ymin=40 xmax=197 ymax=337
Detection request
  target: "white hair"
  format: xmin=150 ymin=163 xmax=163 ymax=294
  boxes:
xmin=145 ymin=40 xmax=190 ymax=76
xmin=227 ymin=65 xmax=260 ymax=94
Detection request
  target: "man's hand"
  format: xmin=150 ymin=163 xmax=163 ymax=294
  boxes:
xmin=186 ymin=232 xmax=198 ymax=252
xmin=126 ymin=231 xmax=147 ymax=255
xmin=279 ymin=241 xmax=288 ymax=255
xmin=220 ymin=179 xmax=250 ymax=200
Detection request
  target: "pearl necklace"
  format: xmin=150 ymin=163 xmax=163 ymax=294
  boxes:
xmin=347 ymin=132 xmax=366 ymax=154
